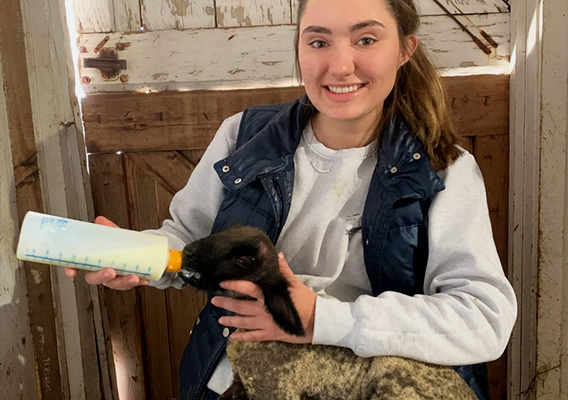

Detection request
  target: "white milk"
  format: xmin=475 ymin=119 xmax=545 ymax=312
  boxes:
xmin=16 ymin=211 xmax=181 ymax=281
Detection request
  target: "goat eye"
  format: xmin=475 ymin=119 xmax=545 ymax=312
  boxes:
xmin=235 ymin=256 xmax=255 ymax=267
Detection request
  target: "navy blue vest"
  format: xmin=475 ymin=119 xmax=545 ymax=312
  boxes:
xmin=178 ymin=98 xmax=488 ymax=400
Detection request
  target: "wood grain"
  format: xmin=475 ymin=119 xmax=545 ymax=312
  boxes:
xmin=89 ymin=153 xmax=147 ymax=399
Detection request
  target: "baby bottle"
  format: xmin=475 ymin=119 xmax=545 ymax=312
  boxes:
xmin=16 ymin=211 xmax=182 ymax=281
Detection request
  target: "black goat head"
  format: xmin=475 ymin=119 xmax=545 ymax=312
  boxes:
xmin=180 ymin=225 xmax=305 ymax=337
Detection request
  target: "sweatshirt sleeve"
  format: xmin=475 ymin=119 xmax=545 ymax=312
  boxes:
xmin=312 ymin=151 xmax=517 ymax=365
xmin=146 ymin=113 xmax=243 ymax=289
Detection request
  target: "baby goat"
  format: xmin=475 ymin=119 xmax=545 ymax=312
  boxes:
xmin=180 ymin=225 xmax=477 ymax=400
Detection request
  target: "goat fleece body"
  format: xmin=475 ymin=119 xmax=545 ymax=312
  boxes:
xmin=179 ymin=225 xmax=476 ymax=400
xmin=225 ymin=340 xmax=476 ymax=400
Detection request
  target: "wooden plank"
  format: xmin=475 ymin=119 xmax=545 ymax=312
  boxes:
xmin=0 ymin=48 xmax=38 ymax=399
xmin=415 ymin=0 xmax=509 ymax=15
xmin=74 ymin=0 xmax=114 ymax=33
xmin=83 ymin=75 xmax=508 ymax=154
xmin=216 ymin=0 xmax=292 ymax=27
xmin=83 ymin=86 xmax=304 ymax=153
xmin=77 ymin=13 xmax=509 ymax=92
xmin=0 ymin=0 xmax=67 ymax=397
xmin=72 ymin=0 xmax=508 ymax=33
xmin=473 ymin=134 xmax=509 ymax=400
xmin=474 ymin=135 xmax=509 ymax=267
xmin=125 ymin=153 xmax=175 ymax=399
xmin=445 ymin=74 xmax=509 ymax=138
xmin=291 ymin=0 xmax=299 ymax=23
xmin=88 ymin=153 xmax=147 ymax=399
xmin=18 ymin=176 xmax=65 ymax=400
xmin=113 ymin=0 xmax=141 ymax=32
xmin=126 ymin=151 xmax=196 ymax=195
xmin=140 ymin=0 xmax=215 ymax=30
xmin=151 ymin=180 xmax=208 ymax=397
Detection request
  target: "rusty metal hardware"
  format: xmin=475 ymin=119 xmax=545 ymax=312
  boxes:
xmin=446 ymin=0 xmax=499 ymax=48
xmin=431 ymin=0 xmax=492 ymax=55
xmin=83 ymin=48 xmax=127 ymax=81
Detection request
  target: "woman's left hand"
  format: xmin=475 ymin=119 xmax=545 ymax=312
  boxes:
xmin=211 ymin=253 xmax=316 ymax=344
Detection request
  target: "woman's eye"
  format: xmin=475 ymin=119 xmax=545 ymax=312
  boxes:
xmin=309 ymin=40 xmax=327 ymax=49
xmin=357 ymin=37 xmax=376 ymax=46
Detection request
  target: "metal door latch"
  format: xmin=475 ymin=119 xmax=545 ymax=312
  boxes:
xmin=83 ymin=47 xmax=127 ymax=81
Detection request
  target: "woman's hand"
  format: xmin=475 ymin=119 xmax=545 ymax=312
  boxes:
xmin=63 ymin=216 xmax=150 ymax=290
xmin=211 ymin=253 xmax=316 ymax=343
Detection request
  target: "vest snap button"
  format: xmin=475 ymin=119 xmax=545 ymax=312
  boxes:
xmin=222 ymin=327 xmax=230 ymax=337
xmin=390 ymin=167 xmax=398 ymax=174
xmin=413 ymin=153 xmax=421 ymax=160
xmin=234 ymin=178 xmax=242 ymax=184
xmin=222 ymin=165 xmax=230 ymax=173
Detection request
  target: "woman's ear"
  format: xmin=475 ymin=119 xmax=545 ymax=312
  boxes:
xmin=399 ymin=34 xmax=419 ymax=68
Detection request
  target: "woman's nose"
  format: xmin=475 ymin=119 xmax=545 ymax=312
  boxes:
xmin=328 ymin=45 xmax=356 ymax=77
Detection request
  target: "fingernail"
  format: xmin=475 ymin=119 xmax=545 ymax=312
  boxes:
xmin=219 ymin=281 xmax=230 ymax=289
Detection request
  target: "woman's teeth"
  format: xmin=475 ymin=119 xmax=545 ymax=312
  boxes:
xmin=327 ymin=84 xmax=363 ymax=94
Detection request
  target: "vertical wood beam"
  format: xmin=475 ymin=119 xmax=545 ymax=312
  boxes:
xmin=535 ymin=0 xmax=568 ymax=397
xmin=0 ymin=39 xmax=38 ymax=400
xmin=508 ymin=0 xmax=541 ymax=398
xmin=0 ymin=0 xmax=66 ymax=397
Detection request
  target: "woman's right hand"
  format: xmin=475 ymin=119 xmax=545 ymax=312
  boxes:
xmin=63 ymin=216 xmax=150 ymax=290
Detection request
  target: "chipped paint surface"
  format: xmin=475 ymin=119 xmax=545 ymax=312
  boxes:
xmin=78 ymin=13 xmax=509 ymax=92
xmin=216 ymin=0 xmax=291 ymax=27
xmin=535 ymin=0 xmax=568 ymax=397
xmin=141 ymin=0 xmax=215 ymax=30
xmin=75 ymin=0 xmax=508 ymax=33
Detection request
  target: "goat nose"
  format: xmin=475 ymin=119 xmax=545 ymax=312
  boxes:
xmin=182 ymin=246 xmax=196 ymax=260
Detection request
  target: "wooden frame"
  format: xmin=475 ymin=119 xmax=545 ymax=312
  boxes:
xmin=507 ymin=0 xmax=542 ymax=398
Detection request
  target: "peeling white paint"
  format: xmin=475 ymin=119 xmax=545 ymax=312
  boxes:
xmin=30 ymin=270 xmax=43 ymax=285
xmin=78 ymin=13 xmax=509 ymax=92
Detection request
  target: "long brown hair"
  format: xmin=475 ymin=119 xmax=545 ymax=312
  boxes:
xmin=294 ymin=0 xmax=461 ymax=170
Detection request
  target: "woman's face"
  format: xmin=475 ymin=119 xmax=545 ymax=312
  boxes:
xmin=298 ymin=0 xmax=407 ymax=127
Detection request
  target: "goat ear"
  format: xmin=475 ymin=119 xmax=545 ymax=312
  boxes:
xmin=263 ymin=280 xmax=305 ymax=337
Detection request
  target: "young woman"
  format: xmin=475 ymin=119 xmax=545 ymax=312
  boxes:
xmin=67 ymin=0 xmax=517 ymax=399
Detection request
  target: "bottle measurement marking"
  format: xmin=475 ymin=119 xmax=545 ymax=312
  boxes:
xmin=24 ymin=252 xmax=153 ymax=277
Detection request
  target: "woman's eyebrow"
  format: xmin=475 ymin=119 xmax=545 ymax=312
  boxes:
xmin=350 ymin=20 xmax=385 ymax=32
xmin=302 ymin=20 xmax=385 ymax=36
xmin=302 ymin=25 xmax=332 ymax=35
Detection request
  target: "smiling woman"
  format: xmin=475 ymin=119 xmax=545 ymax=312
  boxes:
xmin=295 ymin=0 xmax=460 ymax=168
xmin=297 ymin=0 xmax=410 ymax=148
